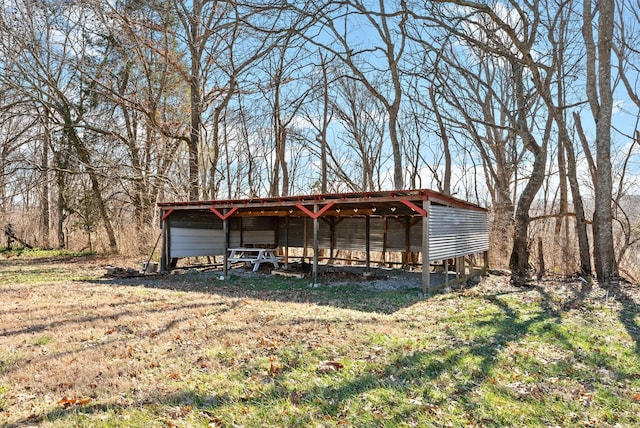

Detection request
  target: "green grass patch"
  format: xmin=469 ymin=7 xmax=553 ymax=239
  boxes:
xmin=0 ymin=265 xmax=99 ymax=285
xmin=0 ymin=352 xmax=23 ymax=376
xmin=32 ymin=335 xmax=53 ymax=346
xmin=0 ymin=247 xmax=94 ymax=258
xmin=0 ymin=385 xmax=7 ymax=412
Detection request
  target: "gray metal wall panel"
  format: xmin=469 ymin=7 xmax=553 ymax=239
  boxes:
xmin=409 ymin=222 xmax=422 ymax=252
xmin=385 ymin=218 xmax=423 ymax=251
xmin=386 ymin=218 xmax=408 ymax=250
xmin=428 ymin=205 xmax=488 ymax=261
xmin=278 ymin=217 xmax=306 ymax=247
xmin=277 ymin=217 xmax=331 ymax=248
xmin=170 ymin=227 xmax=240 ymax=257
xmin=237 ymin=217 xmax=277 ymax=231
xmin=369 ymin=218 xmax=385 ymax=251
xmin=229 ymin=231 xmax=241 ymax=248
xmin=334 ymin=218 xmax=385 ymax=252
xmin=242 ymin=230 xmax=276 ymax=247
xmin=170 ymin=227 xmax=225 ymax=257
xmin=170 ymin=211 xmax=223 ymax=229
xmin=308 ymin=219 xmax=331 ymax=248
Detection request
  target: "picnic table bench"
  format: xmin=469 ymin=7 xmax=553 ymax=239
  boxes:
xmin=227 ymin=247 xmax=282 ymax=272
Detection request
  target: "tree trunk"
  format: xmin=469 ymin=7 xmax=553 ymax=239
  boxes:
xmin=189 ymin=73 xmax=202 ymax=201
xmin=320 ymin=52 xmax=330 ymax=194
xmin=41 ymin=110 xmax=51 ymax=248
xmin=54 ymin=151 xmax=66 ymax=250
xmin=509 ymin=145 xmax=547 ymax=278
xmin=63 ymin=121 xmax=118 ymax=253
xmin=388 ymin=105 xmax=403 ymax=190
xmin=583 ymin=0 xmax=617 ymax=282
xmin=509 ymin=63 xmax=548 ymax=278
xmin=562 ymin=133 xmax=592 ymax=276
xmin=429 ymin=86 xmax=451 ymax=195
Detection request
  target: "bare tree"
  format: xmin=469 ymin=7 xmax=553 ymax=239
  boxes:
xmin=300 ymin=51 xmax=335 ymax=194
xmin=414 ymin=1 xmax=554 ymax=275
xmin=290 ymin=0 xmax=409 ymax=189
xmin=257 ymin=33 xmax=312 ymax=197
xmin=328 ymin=75 xmax=387 ymax=192
xmin=0 ymin=0 xmax=119 ymax=251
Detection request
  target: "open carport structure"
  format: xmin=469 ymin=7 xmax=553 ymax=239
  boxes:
xmin=157 ymin=189 xmax=489 ymax=293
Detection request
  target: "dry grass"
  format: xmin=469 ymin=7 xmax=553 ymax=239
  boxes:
xmin=1 ymin=252 xmax=640 ymax=427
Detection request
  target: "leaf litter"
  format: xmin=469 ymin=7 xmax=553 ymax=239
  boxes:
xmin=1 ymin=255 xmax=640 ymax=426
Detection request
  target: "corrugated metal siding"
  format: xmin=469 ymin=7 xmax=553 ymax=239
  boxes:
xmin=312 ymin=219 xmax=331 ymax=248
xmin=168 ymin=212 xmax=276 ymax=256
xmin=277 ymin=217 xmax=331 ymax=248
xmin=409 ymin=222 xmax=422 ymax=252
xmin=170 ymin=210 xmax=223 ymax=229
xmin=386 ymin=218 xmax=408 ymax=250
xmin=385 ymin=218 xmax=422 ymax=251
xmin=428 ymin=205 xmax=488 ymax=261
xmin=169 ymin=227 xmax=241 ymax=257
xmin=235 ymin=217 xmax=277 ymax=231
xmin=242 ymin=230 xmax=276 ymax=247
xmin=278 ymin=217 xmax=304 ymax=247
xmin=277 ymin=216 xmax=417 ymax=252
xmin=334 ymin=218 xmax=385 ymax=251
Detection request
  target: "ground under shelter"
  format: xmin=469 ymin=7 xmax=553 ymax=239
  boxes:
xmin=157 ymin=189 xmax=489 ymax=293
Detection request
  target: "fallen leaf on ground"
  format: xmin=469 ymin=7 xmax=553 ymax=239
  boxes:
xmin=269 ymin=356 xmax=282 ymax=376
xmin=58 ymin=396 xmax=91 ymax=407
xmin=317 ymin=360 xmax=344 ymax=373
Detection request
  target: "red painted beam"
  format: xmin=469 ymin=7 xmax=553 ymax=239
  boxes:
xmin=161 ymin=207 xmax=175 ymax=221
xmin=399 ymin=199 xmax=428 ymax=217
xmin=295 ymin=201 xmax=335 ymax=219
xmin=209 ymin=206 xmax=238 ymax=220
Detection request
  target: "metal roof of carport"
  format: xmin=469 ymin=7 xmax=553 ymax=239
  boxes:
xmin=157 ymin=189 xmax=487 ymax=220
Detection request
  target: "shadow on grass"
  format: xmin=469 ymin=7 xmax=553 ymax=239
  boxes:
xmin=96 ymin=267 xmax=466 ymax=315
xmin=604 ymin=281 xmax=640 ymax=355
xmin=0 ymin=298 xmax=217 ymax=338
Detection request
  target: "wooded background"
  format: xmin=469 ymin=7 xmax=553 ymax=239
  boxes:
xmin=1 ymin=0 xmax=639 ymax=283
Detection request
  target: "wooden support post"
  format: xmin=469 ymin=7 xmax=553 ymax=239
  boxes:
xmin=329 ymin=217 xmax=335 ymax=265
xmin=444 ymin=259 xmax=449 ymax=286
xmin=312 ymin=204 xmax=319 ymax=285
xmin=365 ymin=216 xmax=371 ymax=273
xmin=382 ymin=216 xmax=388 ymax=266
xmin=303 ymin=217 xmax=308 ymax=263
xmin=405 ymin=216 xmax=411 ymax=268
xmin=160 ymin=216 xmax=169 ymax=272
xmin=284 ymin=216 xmax=289 ymax=269
xmin=484 ymin=250 xmax=489 ymax=270
xmin=421 ymin=199 xmax=430 ymax=294
xmin=223 ymin=210 xmax=229 ymax=278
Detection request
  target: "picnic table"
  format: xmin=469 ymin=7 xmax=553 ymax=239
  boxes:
xmin=227 ymin=247 xmax=282 ymax=272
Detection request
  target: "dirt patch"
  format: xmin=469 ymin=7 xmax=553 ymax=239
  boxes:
xmin=165 ymin=262 xmax=471 ymax=292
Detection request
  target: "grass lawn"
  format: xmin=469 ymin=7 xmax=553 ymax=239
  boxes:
xmin=1 ymin=251 xmax=640 ymax=427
